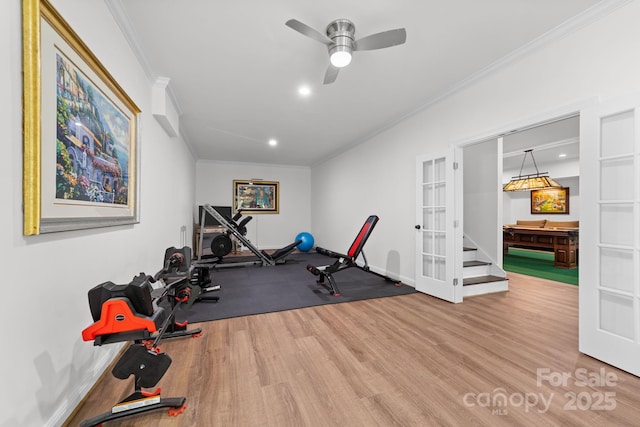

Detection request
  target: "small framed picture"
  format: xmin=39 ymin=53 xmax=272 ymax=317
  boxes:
xmin=531 ymin=187 xmax=569 ymax=214
xmin=233 ymin=180 xmax=279 ymax=214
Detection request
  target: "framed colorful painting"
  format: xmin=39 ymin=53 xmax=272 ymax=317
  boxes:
xmin=531 ymin=187 xmax=570 ymax=214
xmin=22 ymin=0 xmax=141 ymax=235
xmin=233 ymin=180 xmax=279 ymax=214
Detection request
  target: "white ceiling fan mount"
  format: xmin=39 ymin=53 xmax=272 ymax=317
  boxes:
xmin=326 ymin=19 xmax=356 ymax=68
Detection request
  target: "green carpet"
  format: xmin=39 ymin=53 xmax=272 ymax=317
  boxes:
xmin=503 ymin=248 xmax=579 ymax=285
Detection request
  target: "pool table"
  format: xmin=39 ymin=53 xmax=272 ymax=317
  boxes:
xmin=503 ymin=225 xmax=579 ymax=269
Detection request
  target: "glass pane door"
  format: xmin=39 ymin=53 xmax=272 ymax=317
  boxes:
xmin=415 ymin=148 xmax=461 ymax=303
xmin=579 ymin=96 xmax=640 ymax=376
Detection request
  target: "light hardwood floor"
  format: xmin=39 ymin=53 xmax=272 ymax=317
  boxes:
xmin=66 ymin=273 xmax=640 ymax=426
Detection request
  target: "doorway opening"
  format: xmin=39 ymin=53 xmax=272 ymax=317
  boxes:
xmin=501 ymin=115 xmax=580 ymax=286
xmin=460 ymin=113 xmax=580 ymax=297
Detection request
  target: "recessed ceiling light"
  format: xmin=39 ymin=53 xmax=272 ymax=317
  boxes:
xmin=298 ymin=85 xmax=311 ymax=96
xmin=268 ymin=139 xmax=277 ymax=147
xmin=558 ymin=153 xmax=567 ymax=158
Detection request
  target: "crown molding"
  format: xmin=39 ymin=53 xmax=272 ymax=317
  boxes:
xmin=105 ymin=0 xmax=183 ymax=116
xmin=400 ymin=0 xmax=633 ymax=123
xmin=197 ymin=159 xmax=311 ymax=170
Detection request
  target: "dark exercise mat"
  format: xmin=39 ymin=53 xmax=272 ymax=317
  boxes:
xmin=180 ymin=252 xmax=416 ymax=323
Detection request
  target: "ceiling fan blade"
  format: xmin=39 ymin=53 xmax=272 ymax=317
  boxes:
xmin=353 ymin=28 xmax=406 ymax=51
xmin=285 ymin=19 xmax=332 ymax=46
xmin=323 ymin=65 xmax=339 ymax=84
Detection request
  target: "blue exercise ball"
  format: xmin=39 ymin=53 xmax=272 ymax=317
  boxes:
xmin=295 ymin=232 xmax=315 ymax=252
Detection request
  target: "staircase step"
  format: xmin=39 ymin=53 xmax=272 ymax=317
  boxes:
xmin=463 ymin=246 xmax=476 ymax=251
xmin=463 ymin=260 xmax=491 ymax=268
xmin=463 ymin=247 xmax=479 ymax=262
xmin=463 ymin=259 xmax=493 ymax=278
xmin=463 ymin=275 xmax=506 ymax=286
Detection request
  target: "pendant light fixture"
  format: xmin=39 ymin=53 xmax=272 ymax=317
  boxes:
xmin=503 ymin=149 xmax=562 ymax=192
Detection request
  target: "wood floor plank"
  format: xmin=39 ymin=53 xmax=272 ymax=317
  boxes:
xmin=65 ymin=272 xmax=640 ymax=426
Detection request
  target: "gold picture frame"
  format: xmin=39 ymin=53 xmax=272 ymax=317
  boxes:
xmin=233 ymin=180 xmax=279 ymax=214
xmin=23 ymin=0 xmax=141 ymax=235
xmin=531 ymin=187 xmax=570 ymax=214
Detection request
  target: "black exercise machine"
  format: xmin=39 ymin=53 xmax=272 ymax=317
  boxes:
xmin=306 ymin=215 xmax=402 ymax=296
xmin=196 ymin=204 xmax=301 ymax=268
xmin=156 ymin=246 xmax=220 ymax=305
xmin=80 ymin=247 xmax=206 ymax=426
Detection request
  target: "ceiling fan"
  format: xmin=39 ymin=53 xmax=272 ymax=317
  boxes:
xmin=285 ymin=18 xmax=406 ymax=84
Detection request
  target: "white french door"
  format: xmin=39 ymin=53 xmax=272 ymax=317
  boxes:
xmin=415 ymin=147 xmax=463 ymax=303
xmin=579 ymin=94 xmax=640 ymax=376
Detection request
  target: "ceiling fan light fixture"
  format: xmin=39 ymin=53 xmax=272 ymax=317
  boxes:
xmin=285 ymin=18 xmax=406 ymax=83
xmin=327 ymin=20 xmax=354 ymax=68
xmin=329 ymin=48 xmax=352 ymax=68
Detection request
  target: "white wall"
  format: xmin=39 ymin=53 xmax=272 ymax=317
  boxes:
xmin=1 ymin=1 xmax=196 ymax=426
xmin=195 ymin=161 xmax=311 ymax=249
xmin=311 ymin=1 xmax=640 ymax=285
xmin=464 ymin=140 xmax=501 ymax=260
xmin=311 ymin=133 xmax=416 ymax=284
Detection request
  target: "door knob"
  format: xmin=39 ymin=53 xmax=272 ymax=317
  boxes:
xmin=415 ymin=225 xmax=421 ymax=230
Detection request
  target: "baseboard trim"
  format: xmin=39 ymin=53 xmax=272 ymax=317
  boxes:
xmin=54 ymin=344 xmax=125 ymax=427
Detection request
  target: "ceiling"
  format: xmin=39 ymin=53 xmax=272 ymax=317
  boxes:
xmin=503 ymin=116 xmax=580 ymax=173
xmin=107 ymin=0 xmax=603 ymax=167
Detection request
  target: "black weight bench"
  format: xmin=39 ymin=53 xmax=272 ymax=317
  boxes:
xmin=307 ymin=215 xmax=402 ymax=296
